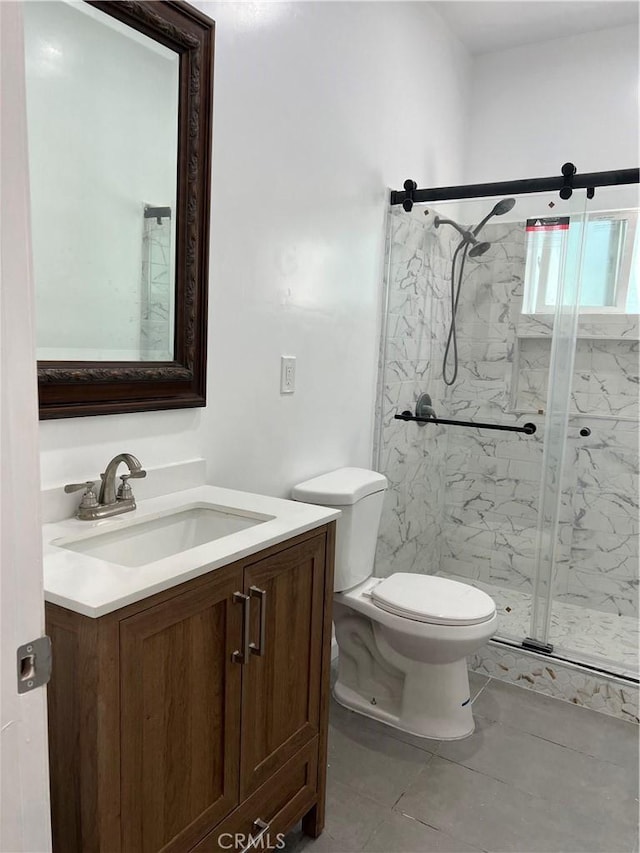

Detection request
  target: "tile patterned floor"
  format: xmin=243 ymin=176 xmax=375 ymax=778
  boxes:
xmin=286 ymin=674 xmax=639 ymax=853
xmin=439 ymin=572 xmax=639 ymax=676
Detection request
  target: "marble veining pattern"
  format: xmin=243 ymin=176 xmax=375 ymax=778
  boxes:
xmin=374 ymin=207 xmax=451 ymax=579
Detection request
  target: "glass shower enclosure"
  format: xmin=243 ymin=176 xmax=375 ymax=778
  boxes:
xmin=375 ymin=183 xmax=639 ymax=682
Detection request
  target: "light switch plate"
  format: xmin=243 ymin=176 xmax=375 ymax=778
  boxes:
xmin=280 ymin=356 xmax=296 ymax=394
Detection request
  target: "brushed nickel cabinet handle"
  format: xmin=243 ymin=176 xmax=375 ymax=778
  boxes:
xmin=249 ymin=586 xmax=267 ymax=657
xmin=238 ymin=819 xmax=270 ymax=853
xmin=232 ymin=592 xmax=250 ymax=664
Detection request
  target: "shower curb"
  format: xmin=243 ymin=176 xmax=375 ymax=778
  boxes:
xmin=470 ymin=640 xmax=639 ymax=724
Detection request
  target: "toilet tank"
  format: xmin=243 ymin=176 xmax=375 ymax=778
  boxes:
xmin=291 ymin=468 xmax=387 ymax=592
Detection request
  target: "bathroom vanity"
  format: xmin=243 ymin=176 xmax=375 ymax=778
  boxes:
xmin=43 ymin=486 xmax=338 ymax=852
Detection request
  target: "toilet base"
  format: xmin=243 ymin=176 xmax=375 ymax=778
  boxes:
xmin=334 ymin=657 xmax=475 ymax=740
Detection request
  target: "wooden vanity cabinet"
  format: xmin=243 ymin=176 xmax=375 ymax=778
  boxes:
xmin=46 ymin=524 xmax=335 ymax=853
xmin=119 ymin=567 xmax=243 ymax=852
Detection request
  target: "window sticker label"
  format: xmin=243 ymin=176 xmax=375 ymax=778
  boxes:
xmin=526 ymin=216 xmax=570 ymax=232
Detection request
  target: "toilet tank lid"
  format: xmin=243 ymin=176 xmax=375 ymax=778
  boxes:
xmin=291 ymin=468 xmax=387 ymax=506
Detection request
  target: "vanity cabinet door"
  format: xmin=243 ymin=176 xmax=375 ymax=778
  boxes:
xmin=240 ymin=534 xmax=326 ymax=798
xmin=119 ymin=565 xmax=244 ymax=853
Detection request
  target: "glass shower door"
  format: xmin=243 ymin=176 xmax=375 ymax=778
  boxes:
xmin=528 ymin=192 xmax=588 ymax=653
xmin=540 ymin=184 xmax=640 ymax=679
xmin=377 ymin=185 xmax=637 ymax=680
xmin=432 ymin=190 xmax=590 ymax=652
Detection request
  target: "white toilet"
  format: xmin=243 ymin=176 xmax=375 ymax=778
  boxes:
xmin=292 ymin=467 xmax=497 ymax=740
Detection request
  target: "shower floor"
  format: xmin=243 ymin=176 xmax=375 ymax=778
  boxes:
xmin=438 ymin=572 xmax=639 ymax=677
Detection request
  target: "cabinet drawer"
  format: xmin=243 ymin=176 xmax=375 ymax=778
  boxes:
xmin=192 ymin=739 xmax=319 ymax=852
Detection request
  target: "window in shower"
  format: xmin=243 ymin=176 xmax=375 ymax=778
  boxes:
xmin=523 ymin=209 xmax=638 ymax=314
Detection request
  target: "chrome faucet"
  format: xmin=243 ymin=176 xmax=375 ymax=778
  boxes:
xmin=98 ymin=453 xmax=146 ymax=506
xmin=65 ymin=453 xmax=147 ymax=520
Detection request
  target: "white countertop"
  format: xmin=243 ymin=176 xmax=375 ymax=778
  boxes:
xmin=43 ymin=485 xmax=340 ymax=618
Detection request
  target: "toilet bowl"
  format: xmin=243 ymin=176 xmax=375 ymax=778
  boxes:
xmin=291 ymin=468 xmax=497 ymax=740
xmin=334 ymin=576 xmax=496 ymax=739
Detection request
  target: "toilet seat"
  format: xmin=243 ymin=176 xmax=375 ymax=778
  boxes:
xmin=371 ymin=573 xmax=495 ymax=626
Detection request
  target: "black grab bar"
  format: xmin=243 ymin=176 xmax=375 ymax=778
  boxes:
xmin=394 ymin=411 xmax=537 ymax=435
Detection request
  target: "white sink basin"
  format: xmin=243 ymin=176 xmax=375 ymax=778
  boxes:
xmin=55 ymin=503 xmax=274 ymax=567
xmin=44 ymin=484 xmax=341 ymax=618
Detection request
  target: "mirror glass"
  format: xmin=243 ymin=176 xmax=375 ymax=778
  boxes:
xmin=24 ymin=1 xmax=179 ymax=362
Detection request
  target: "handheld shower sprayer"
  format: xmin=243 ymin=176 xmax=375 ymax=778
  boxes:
xmin=430 ymin=197 xmax=518 ymax=385
xmin=472 ymin=197 xmax=516 ymax=236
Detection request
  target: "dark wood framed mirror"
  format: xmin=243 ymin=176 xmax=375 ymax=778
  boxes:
xmin=30 ymin=1 xmax=214 ymax=419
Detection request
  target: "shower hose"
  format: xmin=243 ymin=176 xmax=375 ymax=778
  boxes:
xmin=442 ymin=239 xmax=470 ymax=386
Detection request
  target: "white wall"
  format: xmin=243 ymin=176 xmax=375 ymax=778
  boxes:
xmin=466 ymin=25 xmax=639 ymax=183
xmin=38 ymin=1 xmax=470 ymax=498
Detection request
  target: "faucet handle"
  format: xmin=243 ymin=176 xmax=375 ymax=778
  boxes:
xmin=64 ymin=481 xmax=96 ymax=494
xmin=64 ymin=481 xmax=99 ymax=512
xmin=117 ymin=474 xmax=134 ymax=501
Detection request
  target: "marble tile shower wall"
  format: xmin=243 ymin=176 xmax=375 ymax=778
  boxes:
xmin=375 ymin=216 xmax=549 ymax=585
xmin=439 ymin=221 xmax=639 ymax=621
xmin=517 ymin=337 xmax=639 ymax=618
xmin=374 ymin=208 xmax=451 ymax=578
xmin=140 ymin=215 xmax=172 ymax=359
xmin=437 ymin=222 xmax=551 ymax=596
xmin=376 ymin=213 xmax=638 ymax=624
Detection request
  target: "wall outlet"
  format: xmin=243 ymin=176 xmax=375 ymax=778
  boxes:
xmin=280 ymin=356 xmax=296 ymax=394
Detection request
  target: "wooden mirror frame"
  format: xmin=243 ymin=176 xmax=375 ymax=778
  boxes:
xmin=37 ymin=0 xmax=214 ymax=419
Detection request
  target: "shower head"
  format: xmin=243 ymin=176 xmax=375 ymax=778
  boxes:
xmin=468 ymin=241 xmax=491 ymax=258
xmin=437 ymin=200 xmax=514 ymax=387
xmin=472 ymin=197 xmax=516 ymax=236
xmin=433 ymin=215 xmax=490 ymax=258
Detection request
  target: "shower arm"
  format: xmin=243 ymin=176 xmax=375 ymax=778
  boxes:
xmin=394 ymin=411 xmax=537 ymax=435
